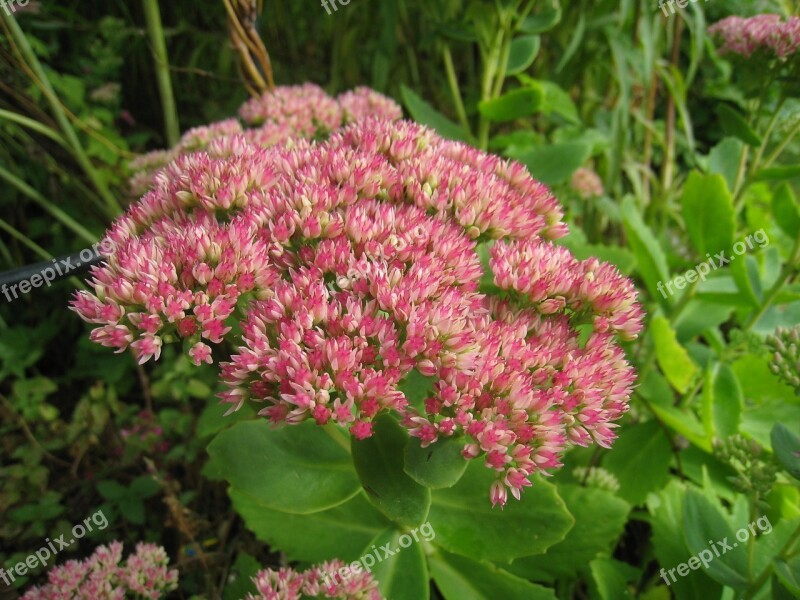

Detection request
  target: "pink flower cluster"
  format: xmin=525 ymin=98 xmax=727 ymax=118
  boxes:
xmin=248 ymin=560 xmax=382 ymax=600
xmin=22 ymin=542 xmax=178 ymax=600
xmin=129 ymin=85 xmax=402 ymax=197
xmin=708 ymin=14 xmax=800 ymax=60
xmin=570 ymin=167 xmax=604 ymax=200
xmin=74 ymin=117 xmax=642 ymax=506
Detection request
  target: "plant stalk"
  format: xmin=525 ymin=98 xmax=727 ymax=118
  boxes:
xmin=142 ymin=0 xmax=181 ymax=146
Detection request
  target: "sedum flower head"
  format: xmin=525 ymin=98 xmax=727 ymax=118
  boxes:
xmin=22 ymin=542 xmax=178 ymax=600
xmin=248 ymin=560 xmax=383 ymax=600
xmin=708 ymin=14 xmax=800 ymax=60
xmin=74 ymin=118 xmax=643 ymax=506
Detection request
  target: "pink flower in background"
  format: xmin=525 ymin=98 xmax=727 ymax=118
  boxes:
xmin=570 ymin=167 xmax=604 ymax=199
xmin=22 ymin=542 xmax=178 ymax=600
xmin=337 ymin=87 xmax=403 ymax=123
xmin=75 ymin=117 xmax=643 ymax=506
xmin=709 ymin=14 xmax=800 ymax=59
xmin=239 ymin=83 xmax=343 ymax=134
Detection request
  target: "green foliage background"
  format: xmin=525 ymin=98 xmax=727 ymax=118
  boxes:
xmin=1 ymin=0 xmax=799 ymax=598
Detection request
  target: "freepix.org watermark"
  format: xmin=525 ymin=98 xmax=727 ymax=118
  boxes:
xmin=658 ymin=0 xmax=710 ymax=18
xmin=1 ymin=238 xmax=115 ymax=304
xmin=0 ymin=509 xmax=109 ymax=586
xmin=0 ymin=0 xmax=30 ymax=15
xmin=321 ymin=0 xmax=356 ymax=15
xmin=657 ymin=229 xmax=769 ymax=299
xmin=659 ymin=515 xmax=772 ymax=586
xmin=320 ymin=522 xmax=435 ymax=587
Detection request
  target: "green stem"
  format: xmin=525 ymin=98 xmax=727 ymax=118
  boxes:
xmin=763 ymin=117 xmax=800 ymax=168
xmin=0 ymin=217 xmax=87 ymax=291
xmin=322 ymin=423 xmax=351 ymax=453
xmin=0 ymin=217 xmax=53 ymax=261
xmin=490 ymin=30 xmax=512 ymax=99
xmin=477 ymin=27 xmax=506 ymax=150
xmin=0 ymin=10 xmax=121 ymax=215
xmin=142 ymin=0 xmax=180 ymax=147
xmin=670 ymin=278 xmax=701 ymax=324
xmin=0 ymin=166 xmax=98 ymax=245
xmin=442 ymin=45 xmax=471 ymax=133
xmin=744 ymin=233 xmax=800 ymax=332
xmin=732 ymin=145 xmax=751 ymax=207
xmin=0 ymin=109 xmax=68 ymax=148
xmin=752 ymin=95 xmax=787 ymax=169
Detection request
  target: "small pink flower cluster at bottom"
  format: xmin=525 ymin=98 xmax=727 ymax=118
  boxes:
xmin=21 ymin=542 xmax=178 ymax=600
xmin=708 ymin=14 xmax=800 ymax=59
xmin=248 ymin=560 xmax=382 ymax=600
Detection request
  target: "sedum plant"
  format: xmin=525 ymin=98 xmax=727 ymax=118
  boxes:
xmin=70 ymin=84 xmax=643 ymax=596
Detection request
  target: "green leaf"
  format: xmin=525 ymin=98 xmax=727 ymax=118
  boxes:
xmin=650 ymin=316 xmax=699 ymax=394
xmin=478 ymin=88 xmax=543 ymax=122
xmin=708 ymin=137 xmax=744 ymax=193
xmin=771 ymin=423 xmax=800 ymax=480
xmin=557 ymin=233 xmax=636 ymax=274
xmin=404 ymin=435 xmax=468 ymax=489
xmin=743 ymin=400 xmax=800 ymax=450
xmin=753 ymin=165 xmax=800 ymax=181
xmin=230 ymin=490 xmax=390 ymax=563
xmin=774 ymin=557 xmax=800 ymax=595
xmin=752 ymin=517 xmax=800 ymax=581
xmin=130 ymin=475 xmax=160 ymax=499
xmin=519 ymin=77 xmax=580 ymax=124
xmin=97 ymin=480 xmax=127 ymax=502
xmin=520 ymin=0 xmax=562 ymax=34
xmin=510 ymin=484 xmax=629 ymax=580
xmin=774 ymin=183 xmax=800 ymax=238
xmin=731 ymin=254 xmax=762 ymax=307
xmin=399 ymin=369 xmax=436 ymax=412
xmin=683 ymin=489 xmax=748 ymax=589
xmin=603 ymin=420 xmax=672 ymax=505
xmin=589 ymin=558 xmax=636 ymax=600
xmin=506 ymin=36 xmax=540 ymax=75
xmin=507 ymin=142 xmax=591 ymax=186
xmin=437 ymin=22 xmax=478 ymax=43
xmin=700 ymin=363 xmax=743 ymax=442
xmin=223 ymin=553 xmax=260 ymax=600
xmin=646 ymin=481 xmax=723 ymax=600
xmin=207 ymin=420 xmax=360 ymax=514
xmin=680 ymin=171 xmax=736 ymax=258
xmin=196 ymin=399 xmax=255 ymax=439
xmin=489 ymin=130 xmax=543 ymax=152
xmin=733 ymin=354 xmax=797 ymax=404
xmin=363 ymin=528 xmax=430 ymax=600
xmin=716 ymin=105 xmax=762 ymax=146
xmin=430 ymin=550 xmax=557 ymax=600
xmin=118 ymin=498 xmax=145 ymax=525
xmin=620 ymin=196 xmax=671 ymax=305
xmin=352 ymin=415 xmax=431 ymax=527
xmin=428 ymin=462 xmax=573 ymax=562
xmin=640 ymin=372 xmax=711 ymax=452
xmin=674 ymin=300 xmax=734 ymax=341
xmin=400 ymin=86 xmax=472 ymax=142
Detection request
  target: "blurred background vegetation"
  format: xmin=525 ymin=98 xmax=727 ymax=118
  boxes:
xmin=1 ymin=0 xmax=798 ymax=598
